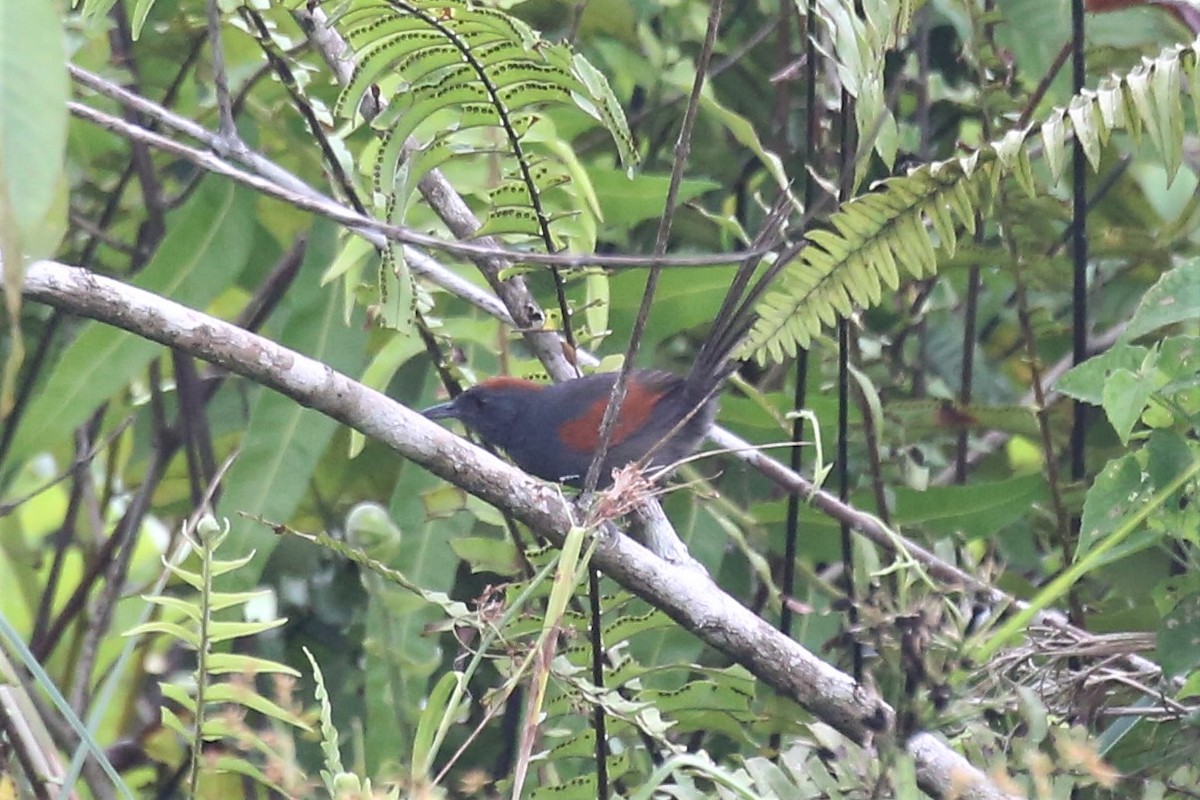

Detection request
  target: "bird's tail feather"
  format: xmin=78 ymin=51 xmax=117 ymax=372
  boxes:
xmin=688 ymin=195 xmax=795 ymax=394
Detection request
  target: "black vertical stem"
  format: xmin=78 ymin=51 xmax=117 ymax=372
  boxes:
xmin=1070 ymin=0 xmax=1088 ymax=486
xmin=779 ymin=0 xmax=816 ymax=643
xmin=588 ymin=567 xmax=608 ymax=799
xmin=837 ymin=1 xmax=863 ymax=683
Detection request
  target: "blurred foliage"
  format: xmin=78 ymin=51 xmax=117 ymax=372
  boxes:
xmin=2 ymin=0 xmax=1200 ymax=798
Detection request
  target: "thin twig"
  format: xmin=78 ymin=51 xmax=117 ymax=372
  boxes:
xmin=68 ymin=66 xmax=772 ymax=272
xmin=205 ymin=0 xmax=236 ymax=138
xmin=581 ymin=0 xmax=726 ymax=493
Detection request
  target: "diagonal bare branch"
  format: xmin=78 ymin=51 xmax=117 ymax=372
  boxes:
xmin=9 ymin=256 xmax=1018 ymax=800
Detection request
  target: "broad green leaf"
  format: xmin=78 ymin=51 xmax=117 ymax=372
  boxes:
xmin=690 ymin=83 xmax=792 ymax=196
xmin=1077 ymin=454 xmax=1155 ymax=561
xmin=449 ymin=535 xmax=522 ymax=575
xmin=1057 ymin=343 xmax=1148 ymax=405
xmin=588 ymin=168 xmax=719 ymax=228
xmin=1155 ymin=336 xmax=1200 ymax=387
xmin=1157 ymin=592 xmax=1200 ymax=678
xmin=2 ymin=1 xmax=68 ymax=412
xmin=1121 ymin=258 xmax=1200 ymax=342
xmin=977 ymin=451 xmax=1200 ymax=661
xmin=8 ymin=180 xmax=253 ymax=465
xmin=362 ymin=460 xmax=473 ymax=770
xmin=0 ymin=0 xmax=68 ymax=246
xmin=219 ymin=221 xmax=368 ymax=583
xmin=1101 ymin=368 xmax=1156 ymax=445
xmin=1146 ymin=430 xmax=1194 ymax=508
xmin=891 ymin=475 xmax=1050 ymax=539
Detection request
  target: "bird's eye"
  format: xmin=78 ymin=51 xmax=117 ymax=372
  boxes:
xmin=461 ymin=391 xmax=488 ymax=413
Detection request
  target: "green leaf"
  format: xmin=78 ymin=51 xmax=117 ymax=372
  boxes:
xmin=206 ymin=652 xmax=301 ymax=676
xmin=569 ymin=51 xmax=638 ymax=171
xmin=8 ymin=180 xmax=253 ymax=465
xmin=601 ymin=608 xmax=674 ymax=643
xmin=1156 ymin=592 xmax=1200 ymax=678
xmin=589 ymin=168 xmax=719 ymax=228
xmin=140 ymin=593 xmax=203 ymax=622
xmin=1101 ymin=368 xmax=1156 ymax=445
xmin=1121 ymin=258 xmax=1200 ymax=342
xmin=205 ymin=553 xmax=258 ymax=578
xmin=303 ymin=646 xmax=345 ymax=794
xmin=1068 ymin=94 xmax=1101 ymax=170
xmin=642 ymin=680 xmax=754 ymax=738
xmin=362 ymin=463 xmax=473 ymax=769
xmin=1127 ymin=63 xmax=1162 ymax=159
xmin=977 ymin=450 xmax=1200 ymax=661
xmin=205 ymin=619 xmax=287 ymax=643
xmin=1155 ymin=336 xmax=1200 ymax=387
xmin=1077 ymin=454 xmax=1155 ymax=562
xmin=0 ymin=0 xmax=68 ymax=248
xmin=125 ymin=621 xmax=200 ymax=648
xmin=411 ymin=670 xmax=463 ymax=777
xmin=1041 ymin=108 xmax=1067 ymax=185
xmin=203 ymin=683 xmax=311 ymax=729
xmin=219 ymin=222 xmax=367 ymax=584
xmin=892 ymin=475 xmax=1051 ymax=539
xmin=207 ymin=754 xmax=290 ymax=795
xmin=691 ymin=84 xmax=792 ymax=197
xmin=206 ymin=588 xmax=275 ymax=613
xmin=449 ymin=535 xmax=522 ymax=575
xmin=1056 ymin=343 xmax=1148 ymax=405
xmin=1151 ymin=50 xmax=1183 ymax=180
xmin=1146 ymin=430 xmax=1195 ymax=508
xmin=159 ymin=683 xmax=198 ymax=714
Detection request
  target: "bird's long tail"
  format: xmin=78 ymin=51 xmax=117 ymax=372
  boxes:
xmin=687 ymin=196 xmax=795 ymax=396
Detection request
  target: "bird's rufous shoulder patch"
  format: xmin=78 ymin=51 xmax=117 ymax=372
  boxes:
xmin=557 ymin=378 xmax=666 ymax=452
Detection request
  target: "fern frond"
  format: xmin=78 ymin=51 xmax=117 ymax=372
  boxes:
xmin=745 ymin=158 xmax=998 ymax=363
xmin=303 ymin=647 xmax=347 ymax=795
xmin=310 ymin=0 xmax=637 ymax=330
xmin=815 ymin=0 xmax=914 ymax=174
xmin=743 ymin=39 xmax=1200 ymax=364
xmin=126 ymin=517 xmax=311 ymax=797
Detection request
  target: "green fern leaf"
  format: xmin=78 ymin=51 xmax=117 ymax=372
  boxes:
xmin=206 ymin=652 xmax=301 ymax=675
xmin=1069 ymin=94 xmax=1102 ymax=170
xmin=303 ymin=647 xmax=346 ymax=795
xmin=128 ymin=520 xmax=311 ymax=797
xmin=316 ymin=0 xmax=637 ymax=338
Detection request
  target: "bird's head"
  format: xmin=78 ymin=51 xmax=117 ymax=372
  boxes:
xmin=422 ymin=377 xmax=544 ymax=450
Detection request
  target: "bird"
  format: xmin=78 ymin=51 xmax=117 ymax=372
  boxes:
xmin=422 ymin=369 xmax=721 ymax=487
xmin=423 ymin=211 xmax=789 ymax=488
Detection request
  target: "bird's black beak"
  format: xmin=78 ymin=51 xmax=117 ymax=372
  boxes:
xmin=421 ymin=400 xmax=459 ymax=420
